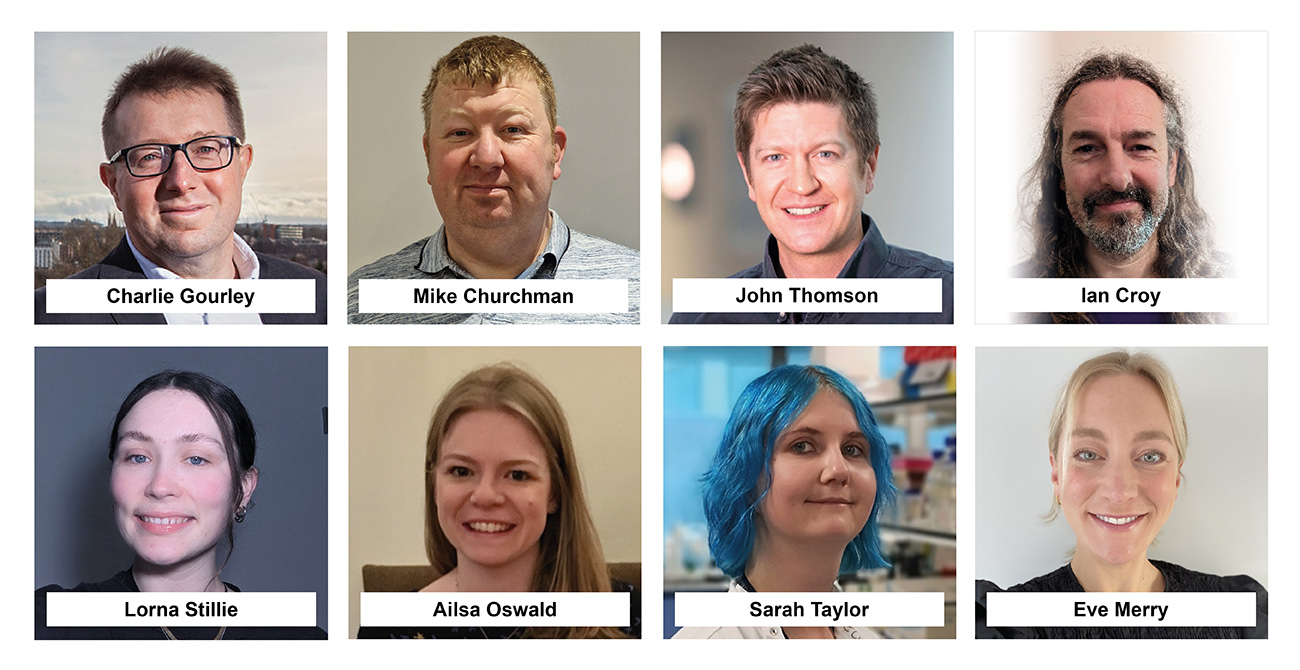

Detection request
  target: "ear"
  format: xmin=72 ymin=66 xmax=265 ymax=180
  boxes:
xmin=551 ymin=126 xmax=567 ymax=181
xmin=1167 ymin=148 xmax=1178 ymax=188
xmin=239 ymin=466 xmax=260 ymax=510
xmin=237 ymin=142 xmax=253 ymax=177
xmin=424 ymin=132 xmax=434 ymax=187
xmin=100 ymin=163 xmax=124 ymax=211
xmin=548 ymin=492 xmax=559 ymax=515
xmin=737 ymin=151 xmax=756 ymax=202
xmin=1049 ymin=453 xmax=1061 ymax=499
xmin=862 ymin=145 xmax=880 ymax=195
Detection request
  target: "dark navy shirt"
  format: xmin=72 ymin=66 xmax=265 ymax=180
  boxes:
xmin=669 ymin=214 xmax=953 ymax=324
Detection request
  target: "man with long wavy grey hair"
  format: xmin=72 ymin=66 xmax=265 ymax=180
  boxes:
xmin=1017 ymin=52 xmax=1226 ymax=324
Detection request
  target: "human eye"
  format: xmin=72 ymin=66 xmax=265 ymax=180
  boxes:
xmin=1073 ymin=449 xmax=1100 ymax=462
xmin=123 ymin=453 xmax=149 ymax=465
xmin=1138 ymin=451 xmax=1165 ymax=464
xmin=129 ymin=146 xmax=166 ymax=168
xmin=842 ymin=444 xmax=867 ymax=459
xmin=760 ymin=152 xmax=783 ymax=164
xmin=446 ymin=465 xmax=472 ymax=477
xmin=508 ymin=470 xmax=533 ymax=482
xmin=789 ymin=440 xmax=814 ymax=454
xmin=185 ymin=455 xmax=210 ymax=466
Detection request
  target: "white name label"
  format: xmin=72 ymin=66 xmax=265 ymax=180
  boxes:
xmin=360 ymin=591 xmax=629 ymax=627
xmin=986 ymin=592 xmax=1257 ymax=627
xmin=46 ymin=279 xmax=316 ymax=314
xmin=45 ymin=591 xmax=318 ymax=627
xmin=672 ymin=278 xmax=942 ymax=313
xmin=998 ymin=278 xmax=1248 ymax=314
xmin=358 ymin=279 xmax=628 ymax=314
xmin=675 ymin=591 xmax=943 ymax=627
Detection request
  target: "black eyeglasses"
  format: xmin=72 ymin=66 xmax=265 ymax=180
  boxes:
xmin=108 ymin=135 xmax=242 ymax=178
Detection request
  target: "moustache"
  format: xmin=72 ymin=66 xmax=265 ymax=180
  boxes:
xmin=1082 ymin=186 xmax=1154 ymax=218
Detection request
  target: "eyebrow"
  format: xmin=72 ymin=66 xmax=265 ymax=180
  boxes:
xmin=117 ymin=430 xmax=222 ymax=446
xmin=437 ymin=105 xmax=536 ymax=124
xmin=1066 ymin=129 xmax=1160 ymax=143
xmin=781 ymin=426 xmax=867 ymax=440
xmin=1071 ymin=427 xmax=1173 ymax=443
xmin=129 ymin=131 xmax=229 ymax=146
xmin=752 ymin=139 xmax=849 ymax=156
xmin=439 ymin=453 xmax=544 ymax=469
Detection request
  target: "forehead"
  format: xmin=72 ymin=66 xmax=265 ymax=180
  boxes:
xmin=121 ymin=388 xmax=220 ymax=433
xmin=113 ymin=88 xmax=231 ymax=145
xmin=430 ymin=75 xmax=546 ymax=120
xmin=1074 ymin=373 xmax=1171 ymax=430
xmin=750 ymin=101 xmax=852 ymax=151
xmin=785 ymin=390 xmax=858 ymax=429
xmin=1060 ymin=78 xmax=1167 ymax=141
xmin=441 ymin=408 xmax=548 ymax=463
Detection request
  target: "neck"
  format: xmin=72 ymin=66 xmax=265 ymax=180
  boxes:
xmin=777 ymin=237 xmax=860 ymax=280
xmin=451 ymin=551 xmax=539 ymax=593
xmin=1069 ymin=553 xmax=1165 ymax=593
xmin=1084 ymin=238 xmax=1159 ymax=279
xmin=446 ymin=212 xmax=552 ymax=279
xmin=746 ymin=533 xmax=844 ymax=639
xmin=132 ymin=551 xmax=224 ymax=593
xmin=746 ymin=533 xmax=844 ymax=593
xmin=141 ymin=237 xmax=239 ymax=279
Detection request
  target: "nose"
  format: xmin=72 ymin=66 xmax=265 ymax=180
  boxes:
xmin=469 ymin=477 xmax=505 ymax=506
xmin=1099 ymin=147 xmax=1133 ymax=192
xmin=159 ymin=149 xmax=199 ymax=192
xmin=820 ymin=448 xmax=850 ymax=485
xmin=469 ymin=132 xmax=505 ymax=170
xmin=145 ymin=463 xmax=179 ymax=499
xmin=1100 ymin=460 xmax=1139 ymax=501
xmin=787 ymin=155 xmax=820 ymax=196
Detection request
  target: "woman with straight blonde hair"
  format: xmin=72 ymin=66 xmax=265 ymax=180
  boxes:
xmin=363 ymin=364 xmax=637 ymax=639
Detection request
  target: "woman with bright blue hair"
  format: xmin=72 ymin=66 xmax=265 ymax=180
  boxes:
xmin=674 ymin=365 xmax=895 ymax=639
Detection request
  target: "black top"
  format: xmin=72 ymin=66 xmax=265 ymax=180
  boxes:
xmin=35 ymin=569 xmax=326 ymax=640
xmin=976 ymin=560 xmax=1267 ymax=639
xmin=356 ymin=578 xmax=641 ymax=639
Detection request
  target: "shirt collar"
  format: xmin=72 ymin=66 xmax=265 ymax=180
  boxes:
xmin=761 ymin=213 xmax=888 ymax=279
xmin=125 ymin=231 xmax=260 ymax=280
xmin=417 ymin=210 xmax=570 ymax=279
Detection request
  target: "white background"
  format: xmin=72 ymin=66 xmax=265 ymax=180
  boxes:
xmin=12 ymin=0 xmax=1292 ymax=665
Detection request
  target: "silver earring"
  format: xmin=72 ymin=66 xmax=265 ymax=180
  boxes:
xmin=235 ymin=507 xmax=247 ymax=524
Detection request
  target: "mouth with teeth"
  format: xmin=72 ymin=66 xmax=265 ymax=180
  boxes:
xmin=1091 ymin=513 xmax=1145 ymax=528
xmin=784 ymin=205 xmax=826 ymax=216
xmin=465 ymin=521 xmax=515 ymax=533
xmin=137 ymin=515 xmax=195 ymax=534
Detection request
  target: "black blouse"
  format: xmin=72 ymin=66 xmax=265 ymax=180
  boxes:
xmin=976 ymin=559 xmax=1267 ymax=639
xmin=35 ymin=569 xmax=326 ymax=640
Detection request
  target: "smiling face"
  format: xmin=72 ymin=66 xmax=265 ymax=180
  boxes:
xmin=111 ymin=388 xmax=251 ymax=571
xmin=1052 ymin=373 xmax=1181 ymax=568
xmin=435 ymin=408 xmax=555 ymax=577
xmin=1060 ymin=78 xmax=1177 ymax=260
xmin=100 ymin=89 xmax=252 ymax=277
xmin=740 ymin=102 xmax=876 ymax=277
xmin=758 ymin=391 xmax=877 ymax=551
xmin=424 ymin=76 xmax=565 ymax=239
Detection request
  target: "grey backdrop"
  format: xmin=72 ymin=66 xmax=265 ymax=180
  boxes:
xmin=347 ymin=32 xmax=641 ymax=274
xmin=661 ymin=32 xmax=954 ymax=322
xmin=35 ymin=347 xmax=328 ymax=631
xmin=975 ymin=347 xmax=1268 ymax=590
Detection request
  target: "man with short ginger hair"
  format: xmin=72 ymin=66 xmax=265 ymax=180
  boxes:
xmin=670 ymin=44 xmax=953 ymax=325
xmin=347 ymin=35 xmax=640 ymax=325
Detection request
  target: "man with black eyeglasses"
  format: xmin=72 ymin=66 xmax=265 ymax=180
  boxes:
xmin=35 ymin=47 xmax=327 ymax=324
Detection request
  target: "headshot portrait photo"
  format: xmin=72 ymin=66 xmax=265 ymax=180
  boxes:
xmin=34 ymin=33 xmax=328 ymax=324
xmin=973 ymin=32 xmax=1266 ymax=323
xmin=975 ymin=347 xmax=1267 ymax=638
xmin=348 ymin=347 xmax=641 ymax=639
xmin=661 ymin=33 xmax=954 ymax=324
xmin=347 ymin=31 xmax=639 ymax=270
xmin=34 ymin=346 xmax=328 ymax=638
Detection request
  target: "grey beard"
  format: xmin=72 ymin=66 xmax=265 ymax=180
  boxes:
xmin=1078 ymin=209 xmax=1161 ymax=258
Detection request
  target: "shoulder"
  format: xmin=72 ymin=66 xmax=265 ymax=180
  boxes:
xmin=672 ymin=626 xmax=746 ymax=639
xmin=560 ymin=229 xmax=640 ymax=280
xmin=348 ymin=238 xmax=432 ymax=281
xmin=257 ymin=253 xmax=326 ymax=280
xmin=726 ymin=262 xmax=764 ymax=279
xmin=881 ymin=243 xmax=953 ymax=279
xmin=1155 ymin=560 xmax=1268 ymax=595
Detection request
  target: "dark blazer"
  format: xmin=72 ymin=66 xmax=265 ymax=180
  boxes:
xmin=35 ymin=237 xmax=327 ymax=324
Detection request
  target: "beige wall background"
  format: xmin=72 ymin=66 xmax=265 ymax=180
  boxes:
xmin=347 ymin=347 xmax=641 ymax=636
